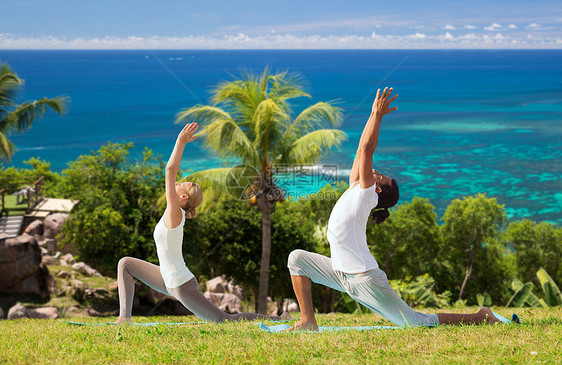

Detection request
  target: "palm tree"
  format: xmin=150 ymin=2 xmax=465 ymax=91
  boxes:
xmin=0 ymin=63 xmax=68 ymax=162
xmin=176 ymin=68 xmax=347 ymax=314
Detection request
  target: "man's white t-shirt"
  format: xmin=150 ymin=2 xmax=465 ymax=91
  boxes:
xmin=327 ymin=182 xmax=379 ymax=273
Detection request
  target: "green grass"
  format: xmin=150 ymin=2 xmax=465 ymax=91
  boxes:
xmin=0 ymin=308 xmax=560 ymax=364
xmin=2 ymin=194 xmax=28 ymax=216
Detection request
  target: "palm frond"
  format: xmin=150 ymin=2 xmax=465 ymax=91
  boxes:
xmin=0 ymin=64 xmax=23 ymax=118
xmin=283 ymin=102 xmax=342 ymax=139
xmin=198 ymin=118 xmax=259 ymax=166
xmin=1 ymin=96 xmax=69 ymax=134
xmin=175 ymin=105 xmax=232 ymax=125
xmin=0 ymin=132 xmax=16 ymax=162
xmin=269 ymin=70 xmax=310 ymax=103
xmin=180 ymin=168 xmax=235 ymax=213
xmin=283 ymin=129 xmax=347 ymax=165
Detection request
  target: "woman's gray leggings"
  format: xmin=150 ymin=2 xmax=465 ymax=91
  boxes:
xmin=117 ymin=256 xmax=283 ymax=323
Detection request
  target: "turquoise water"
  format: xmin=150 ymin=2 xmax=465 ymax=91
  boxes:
xmin=0 ymin=50 xmax=561 ymax=224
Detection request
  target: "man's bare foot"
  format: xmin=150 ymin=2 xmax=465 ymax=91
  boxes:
xmin=280 ymin=312 xmax=291 ymax=321
xmin=286 ymin=319 xmax=319 ymax=332
xmin=113 ymin=317 xmax=132 ymax=325
xmin=479 ymin=307 xmax=499 ymax=324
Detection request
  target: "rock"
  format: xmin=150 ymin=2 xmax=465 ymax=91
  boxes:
xmin=0 ymin=234 xmax=57 ymax=299
xmin=0 ymin=306 xmax=4 ymax=319
xmin=86 ymin=308 xmax=103 ymax=317
xmin=65 ymin=305 xmax=83 ymax=316
xmin=0 ymin=234 xmax=41 ymax=290
xmin=24 ymin=220 xmax=43 ymax=236
xmin=7 ymin=303 xmax=28 ymax=320
xmin=203 ymin=292 xmax=242 ymax=314
xmin=43 ymin=213 xmax=68 ymax=240
xmin=42 ymin=255 xmax=59 ymax=266
xmin=227 ymin=283 xmax=244 ymax=300
xmin=206 ymin=276 xmax=226 ymax=293
xmin=28 ymin=307 xmax=59 ymax=319
xmin=109 ymin=282 xmax=119 ymax=292
xmin=71 ymin=279 xmax=87 ymax=301
xmin=284 ymin=299 xmax=299 ymax=313
xmin=61 ymin=253 xmax=74 ymax=264
xmin=72 ymin=262 xmax=101 ymax=277
xmin=57 ymin=271 xmax=72 ymax=279
xmin=54 ymin=252 xmax=62 ymax=259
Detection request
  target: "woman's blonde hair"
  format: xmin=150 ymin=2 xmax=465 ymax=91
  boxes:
xmin=182 ymin=183 xmax=203 ymax=219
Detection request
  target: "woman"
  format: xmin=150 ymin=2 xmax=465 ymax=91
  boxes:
xmin=115 ymin=122 xmax=288 ymax=324
xmin=286 ymin=88 xmax=498 ymax=331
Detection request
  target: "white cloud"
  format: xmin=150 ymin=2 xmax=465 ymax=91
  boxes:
xmin=443 ymin=24 xmax=457 ymax=30
xmin=0 ymin=32 xmax=560 ymax=50
xmin=508 ymin=24 xmax=517 ymax=29
xmin=464 ymin=25 xmax=478 ymax=30
xmin=526 ymin=23 xmax=540 ymax=29
xmin=484 ymin=23 xmax=502 ymax=31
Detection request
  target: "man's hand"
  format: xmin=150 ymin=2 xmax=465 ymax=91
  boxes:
xmin=371 ymin=87 xmax=398 ymax=117
xmin=178 ymin=122 xmax=198 ymax=144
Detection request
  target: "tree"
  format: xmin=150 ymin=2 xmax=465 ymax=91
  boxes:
xmin=503 ymin=219 xmax=562 ymax=285
xmin=0 ymin=63 xmax=68 ymax=161
xmin=192 ymin=199 xmax=317 ymax=313
xmin=367 ymin=197 xmax=443 ymax=281
xmin=176 ymin=68 xmax=346 ymax=313
xmin=441 ymin=194 xmax=507 ymax=301
xmin=58 ymin=142 xmax=166 ymax=274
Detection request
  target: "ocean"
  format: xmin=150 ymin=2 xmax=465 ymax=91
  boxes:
xmin=0 ymin=50 xmax=561 ymax=224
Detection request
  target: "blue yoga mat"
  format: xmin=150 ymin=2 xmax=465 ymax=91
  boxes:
xmin=257 ymin=312 xmax=521 ymax=333
xmin=66 ymin=321 xmax=204 ymax=326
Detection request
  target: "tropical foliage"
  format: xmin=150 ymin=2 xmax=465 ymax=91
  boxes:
xmin=0 ymin=63 xmax=68 ymax=162
xmin=175 ymin=68 xmax=346 ymax=313
xmin=57 ymin=143 xmax=166 ymax=274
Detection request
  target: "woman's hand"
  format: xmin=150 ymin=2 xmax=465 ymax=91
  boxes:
xmin=371 ymin=87 xmax=398 ymax=117
xmin=178 ymin=122 xmax=199 ymax=144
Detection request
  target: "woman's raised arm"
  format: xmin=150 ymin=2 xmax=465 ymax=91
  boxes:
xmin=164 ymin=122 xmax=198 ymax=228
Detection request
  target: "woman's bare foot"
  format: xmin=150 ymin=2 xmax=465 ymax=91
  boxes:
xmin=280 ymin=312 xmax=291 ymax=321
xmin=286 ymin=319 xmax=319 ymax=332
xmin=479 ymin=308 xmax=499 ymax=324
xmin=113 ymin=317 xmax=132 ymax=325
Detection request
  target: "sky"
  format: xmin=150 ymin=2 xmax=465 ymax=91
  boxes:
xmin=1 ymin=0 xmax=561 ymax=49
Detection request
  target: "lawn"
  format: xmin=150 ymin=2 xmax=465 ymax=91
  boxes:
xmin=0 ymin=307 xmax=560 ymax=364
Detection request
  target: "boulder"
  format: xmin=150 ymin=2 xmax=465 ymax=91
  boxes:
xmin=206 ymin=276 xmax=226 ymax=293
xmin=205 ymin=276 xmax=244 ymax=300
xmin=24 ymin=219 xmax=43 ymax=236
xmin=203 ymin=292 xmax=242 ymax=314
xmin=72 ymin=262 xmax=101 ymax=277
xmin=0 ymin=235 xmax=57 ymax=298
xmin=61 ymin=253 xmax=74 ymax=262
xmin=7 ymin=303 xmax=28 ymax=320
xmin=56 ymin=270 xmax=72 ymax=279
xmin=43 ymin=213 xmax=68 ymax=240
xmin=227 ymin=283 xmax=244 ymax=300
xmin=0 ymin=306 xmax=4 ymax=319
xmin=71 ymin=279 xmax=87 ymax=301
xmin=28 ymin=307 xmax=59 ymax=319
xmin=0 ymin=234 xmax=41 ymax=290
xmin=42 ymin=255 xmax=59 ymax=266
